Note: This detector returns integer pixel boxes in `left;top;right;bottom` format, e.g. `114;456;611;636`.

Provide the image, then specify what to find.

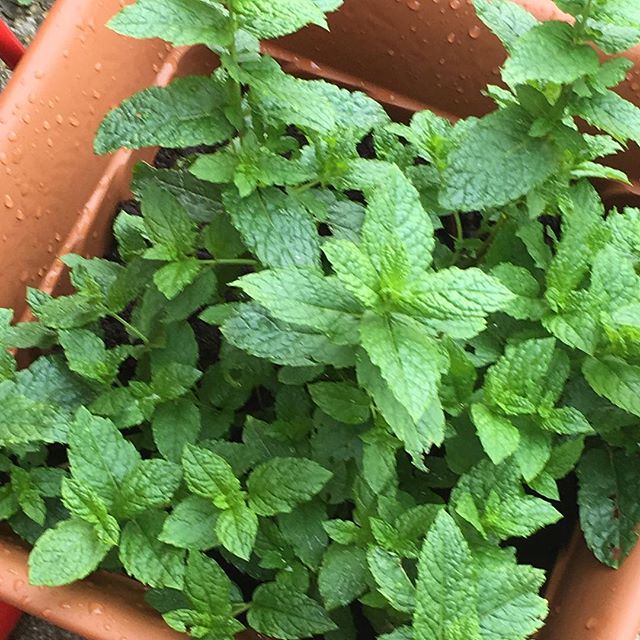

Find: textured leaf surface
441;107;561;210
224;189;320;270
109;0;231;46
361;313;444;422
318;544;369;610
503;22;599;86
583;356;640;417
95;77;233;154
120;512;185;588
249;582;336;639
367;546;416;613
578;447;640;567
29;519;111;586
248;457;332;516
308;382;370;424
414;511;480;640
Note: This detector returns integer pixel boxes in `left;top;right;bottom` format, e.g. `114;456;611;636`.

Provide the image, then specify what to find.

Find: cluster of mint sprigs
2;0;640;638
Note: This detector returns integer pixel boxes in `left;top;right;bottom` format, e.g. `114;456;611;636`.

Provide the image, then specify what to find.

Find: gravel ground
0;0;54;89
9;617;82;640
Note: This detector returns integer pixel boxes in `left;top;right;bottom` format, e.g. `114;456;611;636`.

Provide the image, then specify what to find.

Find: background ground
0;0;54;88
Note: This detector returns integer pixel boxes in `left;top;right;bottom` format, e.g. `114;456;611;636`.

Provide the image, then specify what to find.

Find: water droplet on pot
469;25;481;38
387;48;395;56
8;131;17;142
407;0;421;9
95;62;103;72
447;32;456;43
4;195;14;209
41;608;52;619
89;602;105;615
16;210;25;221
35;69;44;79
450;0;461;8
14;579;25;590
585;617;597;630
68;115;80;127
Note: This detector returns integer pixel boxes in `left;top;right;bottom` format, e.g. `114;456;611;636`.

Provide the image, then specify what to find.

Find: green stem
232;603;251;617
111;313;149;345
573;0;594;42
451;210;464;265
200;258;259;267
289;180;322;195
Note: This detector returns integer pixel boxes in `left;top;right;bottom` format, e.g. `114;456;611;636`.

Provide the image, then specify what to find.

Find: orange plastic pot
2;1;640;639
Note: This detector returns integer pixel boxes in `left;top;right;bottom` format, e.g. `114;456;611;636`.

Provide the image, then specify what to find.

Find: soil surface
0;0;54;89
10;616;83;640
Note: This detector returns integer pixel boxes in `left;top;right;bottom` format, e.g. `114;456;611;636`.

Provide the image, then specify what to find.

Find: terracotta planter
2;0;640;639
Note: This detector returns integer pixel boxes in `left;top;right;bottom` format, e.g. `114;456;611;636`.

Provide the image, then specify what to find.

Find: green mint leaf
308;382;370;425
141;184;198;259
545;181;607;307
224;188;320;269
484;338;569;416
95;76;233;154
441;107;561;210
61;478;120;546
356;351;445;465
414;511;480;640
322;240;381;308
114;459;182;520
451;461;561;540
184;551;234;615
215;502;258;560
154;259;203;299
108;0;232;47
323;520;360;546
361;425;400;493
29;519;111;586
583;356;640;417
231;0;328;38
538;406;593;435
248;582;337;640
471;403;520;465
318;544;369;610
182;444;243;509
367;546;416;613
578;447;640;568
574;90;640;146
152;399;202;463
120;511;186;589
68;409;139;505
474;0;538;50
503;22;599;86
59;330;132;385
233;269;363;345
476;547;547;639
399;267;514;339
361;167;434;278
160;496;219;550
361;313;445;423
248;457;332;516
222;304;329;367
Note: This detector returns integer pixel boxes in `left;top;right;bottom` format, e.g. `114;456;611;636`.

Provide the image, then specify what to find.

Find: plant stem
200;258;259;267
289;179;322;195
232;603;251;617
451;210;464;265
111;313;149;345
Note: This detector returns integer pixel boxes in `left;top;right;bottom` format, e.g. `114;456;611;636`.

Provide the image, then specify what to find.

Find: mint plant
2;0;640;638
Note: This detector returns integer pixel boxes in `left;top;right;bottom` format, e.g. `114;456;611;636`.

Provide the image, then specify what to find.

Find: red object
0;601;22;640
0;20;25;70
